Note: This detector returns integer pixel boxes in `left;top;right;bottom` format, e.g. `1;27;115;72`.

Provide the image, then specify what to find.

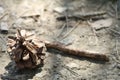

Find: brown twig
57;11;106;21
45;41;109;62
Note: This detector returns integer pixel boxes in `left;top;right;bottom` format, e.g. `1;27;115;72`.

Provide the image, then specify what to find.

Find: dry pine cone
7;29;46;69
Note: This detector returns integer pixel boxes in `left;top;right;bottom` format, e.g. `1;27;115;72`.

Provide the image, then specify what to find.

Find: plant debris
7;29;46;69
21;14;40;22
57;11;107;21
7;29;109;69
45;41;109;62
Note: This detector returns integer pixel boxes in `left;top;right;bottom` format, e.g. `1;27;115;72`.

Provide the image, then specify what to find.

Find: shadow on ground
1;61;43;80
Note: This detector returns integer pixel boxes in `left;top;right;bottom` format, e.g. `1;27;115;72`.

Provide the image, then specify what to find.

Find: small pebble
0;22;9;34
0;7;4;14
117;63;120;69
53;7;67;13
66;62;79;69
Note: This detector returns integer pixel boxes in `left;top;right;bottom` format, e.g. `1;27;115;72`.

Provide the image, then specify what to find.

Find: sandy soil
0;0;120;80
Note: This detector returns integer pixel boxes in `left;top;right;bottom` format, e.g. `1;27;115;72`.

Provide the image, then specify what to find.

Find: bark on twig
45;41;109;62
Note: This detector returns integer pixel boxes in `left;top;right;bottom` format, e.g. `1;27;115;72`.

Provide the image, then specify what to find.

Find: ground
0;0;120;80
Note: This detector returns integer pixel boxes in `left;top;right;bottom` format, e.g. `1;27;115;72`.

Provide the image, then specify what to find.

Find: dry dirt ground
0;0;120;80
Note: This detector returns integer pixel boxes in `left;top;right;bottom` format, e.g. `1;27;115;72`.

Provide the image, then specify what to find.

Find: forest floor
0;0;120;80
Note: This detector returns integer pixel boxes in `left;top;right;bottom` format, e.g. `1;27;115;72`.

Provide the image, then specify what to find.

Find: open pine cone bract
7;29;46;69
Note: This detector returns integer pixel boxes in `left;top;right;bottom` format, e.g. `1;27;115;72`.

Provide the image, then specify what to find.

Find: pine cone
7;29;46;69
